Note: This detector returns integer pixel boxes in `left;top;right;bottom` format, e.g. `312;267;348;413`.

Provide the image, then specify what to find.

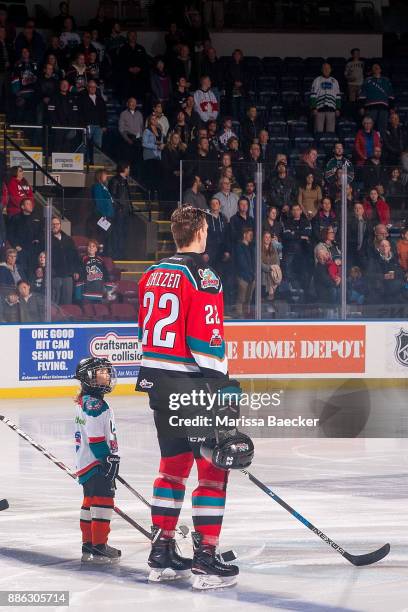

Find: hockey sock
80;496;92;543
151;452;194;538
192;458;228;547
90;496;114;545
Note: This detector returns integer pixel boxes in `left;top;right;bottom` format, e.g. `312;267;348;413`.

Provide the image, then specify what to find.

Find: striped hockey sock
80;496;92;543
192;458;228;546
90;496;114;545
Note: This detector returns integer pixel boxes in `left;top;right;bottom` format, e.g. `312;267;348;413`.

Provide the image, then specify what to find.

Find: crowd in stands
0;3;408;318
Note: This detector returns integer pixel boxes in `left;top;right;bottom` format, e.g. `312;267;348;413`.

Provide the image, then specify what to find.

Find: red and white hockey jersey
136;252;228;390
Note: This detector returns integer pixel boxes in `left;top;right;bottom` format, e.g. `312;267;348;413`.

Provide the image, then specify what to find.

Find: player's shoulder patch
197;267;220;291
82;395;108;417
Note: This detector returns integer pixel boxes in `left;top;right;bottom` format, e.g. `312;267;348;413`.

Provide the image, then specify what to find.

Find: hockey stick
0;415;155;541
241;469;390;567
117;475;190;538
0;499;9;511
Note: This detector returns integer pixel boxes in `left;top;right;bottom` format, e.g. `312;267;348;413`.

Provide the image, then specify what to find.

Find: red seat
81;303;95;319
72;235;89;255
109;303;136;321
102;256;122;282
59;304;84;320
93;303;111;320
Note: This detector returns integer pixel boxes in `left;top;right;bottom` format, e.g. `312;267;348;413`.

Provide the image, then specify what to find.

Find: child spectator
347;266;367;305
219;117;237;150
75;239;115;303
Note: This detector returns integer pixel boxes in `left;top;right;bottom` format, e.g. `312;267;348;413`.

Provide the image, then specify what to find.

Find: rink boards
0;320;407;398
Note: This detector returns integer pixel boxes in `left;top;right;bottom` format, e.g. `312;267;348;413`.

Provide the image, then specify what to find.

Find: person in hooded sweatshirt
193;75;218;124
204;197;230;268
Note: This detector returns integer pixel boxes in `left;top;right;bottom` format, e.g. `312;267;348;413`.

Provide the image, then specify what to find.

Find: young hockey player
74;357;121;563
136;206;253;589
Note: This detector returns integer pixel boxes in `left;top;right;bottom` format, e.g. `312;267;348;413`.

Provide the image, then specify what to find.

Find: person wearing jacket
80;80;108;165
0;248;25;289
383;111;407;165
51;216;80;305
235;226;255;318
9;197;44;274
261;230;282;307
363;188;391;226
353;116;382;167
367;239;404;304
91;169;115;255
359;63;394;136
47;79;81;152
161;131;185;199
108;163;131;259
17;279;45;322
229;197;255;252
270;162;297;211
347;202;372;270
11;47;38;122
142;114;164;191
182;175;207;209
282;203;312;293
314;247;339;304
6;166;33;221
150;57;172;106
193;75;219;124
312;197;338;243
204;197;230;268
362;145;388;191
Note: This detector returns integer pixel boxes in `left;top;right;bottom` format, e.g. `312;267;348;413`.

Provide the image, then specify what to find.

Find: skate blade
81;553;94;563
192;574;237;590
148;568;191;582
87;555;120;565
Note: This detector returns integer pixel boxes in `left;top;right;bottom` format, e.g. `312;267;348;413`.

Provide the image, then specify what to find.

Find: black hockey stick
0;499;9;511
241;469;390;567
0;415;156;541
117;475;190;538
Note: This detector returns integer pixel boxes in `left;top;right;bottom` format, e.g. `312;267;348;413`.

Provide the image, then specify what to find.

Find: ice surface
0;396;407;612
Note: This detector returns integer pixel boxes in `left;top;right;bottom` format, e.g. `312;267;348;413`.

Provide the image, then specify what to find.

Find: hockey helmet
200;432;254;470
75;357;116;395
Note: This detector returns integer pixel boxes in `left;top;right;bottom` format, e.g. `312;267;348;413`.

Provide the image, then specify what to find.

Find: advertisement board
10;150;43;169
51;153;84;171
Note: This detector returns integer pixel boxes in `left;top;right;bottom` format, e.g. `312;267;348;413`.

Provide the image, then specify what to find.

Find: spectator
185;12;210;80
75;239;115;303
312;197;338;242
207;119;220;154
214;176;239;221
241;106;261;153
353;116;382;167
51;216;80;305
170;75;190;117
7;166;33;221
0;25;10;106
227;135;244;163
258;129;274;164
11;47;38;122
1;291;19;322
164;23;185;61
326;167;345;203
88;6;113;41
344;47;364;102
243;180;267;219
80;80;108;164
263;205;283;243
108;162;131;259
324;142;354;184
261;230;282;307
17;279;44;322
367;239;404;304
363;187;391;226
202;0;225;29
296;147;323;186
47;79;80;152
362;145;388;191
77;31;97;64
386;167;406;211
172;44;193;87
183;175;207;209
14;19;46;64
91;168;115;255
36;62;59;125
151;101;170;138
383;112;407;165
10;197;44;271
348;201;372;269
298;172;322;220
162;131;185;199
281;203;312;294
30;251;46;294
241;142;263;186
150;56;173;107
314;226;341;262
314;247;339;304
142;114;165;190
219;117;237;151
201;47;224;101
118;97;143;175
368;223;390;257
270;161;297;211
235;227;255;317
194;75;219;124
204;196;230;268
173;110;191;146
90;29;105;63
59;16;81;58
396;227;408;272
118;31;149;103
359;63;394;136
347;266;367;305
66;52;88;93
189;136;217;191
44;52;64;80
86;50;102;86
310;62;341;134
226;49;247;120
183;93;201;133
229;197;255;247
0;248;25;288
0;5;15;45
45;38;65;71
52;2;76;35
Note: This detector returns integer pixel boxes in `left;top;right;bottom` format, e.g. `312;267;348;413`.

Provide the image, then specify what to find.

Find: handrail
3;126;66;218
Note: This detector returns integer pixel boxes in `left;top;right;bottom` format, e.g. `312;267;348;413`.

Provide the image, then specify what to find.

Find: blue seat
293;136;314;150
270;136;290;155
262;57;283;76
281;76;301;91
256;76;278;91
269;105;285;121
337;120;357;138
257;91;280;106
243;57;262;77
303;57;325;76
268;121;288;137
283;57;304;76
288;120;309;138
281;91;302;112
303;76;314;92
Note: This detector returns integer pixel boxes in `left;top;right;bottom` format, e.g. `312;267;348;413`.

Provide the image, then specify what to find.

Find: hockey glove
103;454;120;481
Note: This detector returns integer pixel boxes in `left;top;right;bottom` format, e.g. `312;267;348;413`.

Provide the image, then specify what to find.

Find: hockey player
136;206;253;589
74;357;121;563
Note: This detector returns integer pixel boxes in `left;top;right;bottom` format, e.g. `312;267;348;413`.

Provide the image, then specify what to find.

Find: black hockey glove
103;454;120;481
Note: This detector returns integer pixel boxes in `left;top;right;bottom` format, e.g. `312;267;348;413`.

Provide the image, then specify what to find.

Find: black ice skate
148;526;192;582
81;542;94;563
191;531;239;590
90;543;121;564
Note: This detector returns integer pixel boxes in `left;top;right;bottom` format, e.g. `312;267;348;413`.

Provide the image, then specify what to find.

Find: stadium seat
288;120;309;138
281;91;302;116
256;76;278;91
293;136;314;150
102;257;122;282
267;121;288;137
261;57;283;76
72;235;89;255
117;280;138;302
59;305;84;321
257;91;280;107
82;303;95;319
281;76;301;91
93;303;111;320
270;136;290;154
110;303;137;321
337;119;357;138
303;76;314;92
283;57;304;76
269;105;285;121
303;57;325;76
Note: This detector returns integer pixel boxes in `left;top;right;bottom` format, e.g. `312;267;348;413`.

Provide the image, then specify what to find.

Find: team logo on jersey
198;268;219;290
395;329;408;366
139;378;154;389
210;329;223;347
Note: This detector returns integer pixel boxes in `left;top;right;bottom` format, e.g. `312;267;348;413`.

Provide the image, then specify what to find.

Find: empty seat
59;304;84;321
269;105;285;121
283;57;304;76
281;76;301;91
262;57;283;76
256;76;278;91
93;303;111;320
288;120;309;138
82;303;95;319
257;91;280;106
270;136;290;154
110;303;136;321
268;121;288;137
72;235;89;255
293;136;314;150
102;257;122;281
